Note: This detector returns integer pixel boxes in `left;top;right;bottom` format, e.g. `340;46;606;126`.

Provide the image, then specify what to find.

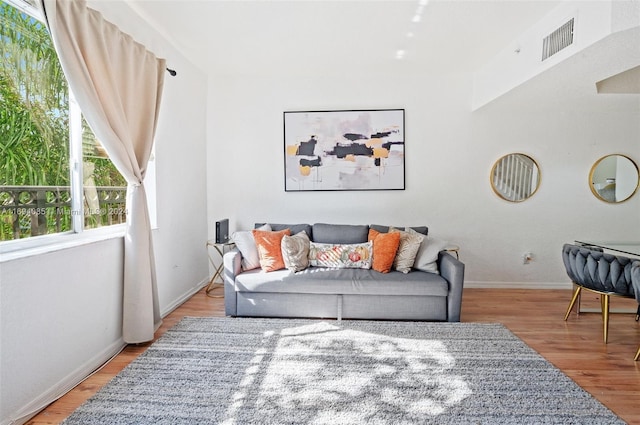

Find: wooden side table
206;241;235;297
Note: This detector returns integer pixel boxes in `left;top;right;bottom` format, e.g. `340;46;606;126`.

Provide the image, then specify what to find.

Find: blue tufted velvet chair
631;261;640;361
562;244;638;344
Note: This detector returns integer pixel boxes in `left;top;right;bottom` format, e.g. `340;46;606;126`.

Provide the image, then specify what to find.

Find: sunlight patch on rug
231;321;470;421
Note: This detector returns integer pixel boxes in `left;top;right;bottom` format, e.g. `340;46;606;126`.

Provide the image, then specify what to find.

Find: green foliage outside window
0;2;126;240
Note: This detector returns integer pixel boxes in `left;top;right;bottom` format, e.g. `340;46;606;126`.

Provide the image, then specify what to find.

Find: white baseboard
161;276;209;318
464;281;573;290
5;339;126;425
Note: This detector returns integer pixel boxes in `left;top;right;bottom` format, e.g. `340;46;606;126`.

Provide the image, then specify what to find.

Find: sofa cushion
255;223;313;239
312;223;369;244
281;231;310;272
370;224;428;236
308;241;372;269
234;266;449;297
252;228;291;272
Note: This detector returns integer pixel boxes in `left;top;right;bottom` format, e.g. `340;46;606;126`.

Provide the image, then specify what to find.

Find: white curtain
39;0;165;343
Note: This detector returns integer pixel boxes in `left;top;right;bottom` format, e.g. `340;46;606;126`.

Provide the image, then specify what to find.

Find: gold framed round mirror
490;153;540;202
589;154;639;203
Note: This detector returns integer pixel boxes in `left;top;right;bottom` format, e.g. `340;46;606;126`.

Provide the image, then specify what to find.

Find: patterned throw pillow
281;231;310;272
390;227;424;273
308;242;372;269
368;229;401;273
252;228;291;272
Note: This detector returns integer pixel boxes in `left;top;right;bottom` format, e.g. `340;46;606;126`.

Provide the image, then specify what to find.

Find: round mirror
589;154;639;203
490;153;540;202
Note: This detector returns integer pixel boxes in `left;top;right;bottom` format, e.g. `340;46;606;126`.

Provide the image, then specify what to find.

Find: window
0;0;127;244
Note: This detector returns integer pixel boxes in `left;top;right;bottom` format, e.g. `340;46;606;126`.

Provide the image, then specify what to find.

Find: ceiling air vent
541;18;574;61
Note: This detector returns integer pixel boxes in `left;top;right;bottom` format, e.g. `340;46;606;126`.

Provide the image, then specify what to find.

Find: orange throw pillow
368;229;401;273
252;228;291;272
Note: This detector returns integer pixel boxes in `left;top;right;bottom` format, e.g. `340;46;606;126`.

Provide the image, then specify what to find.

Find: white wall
152;60;209;315
0;3;209;424
1;238;125;423
207;72;640;288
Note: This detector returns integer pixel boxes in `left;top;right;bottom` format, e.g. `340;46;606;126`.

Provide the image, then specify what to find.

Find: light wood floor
27;287;640;424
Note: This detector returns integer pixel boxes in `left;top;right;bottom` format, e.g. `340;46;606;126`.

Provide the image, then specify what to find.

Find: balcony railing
0;185;127;240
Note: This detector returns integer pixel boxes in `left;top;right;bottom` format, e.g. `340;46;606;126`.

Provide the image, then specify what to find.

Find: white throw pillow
407;227;449;274
232;224;272;271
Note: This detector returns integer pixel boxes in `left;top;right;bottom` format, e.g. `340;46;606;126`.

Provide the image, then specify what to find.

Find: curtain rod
166;67;177;76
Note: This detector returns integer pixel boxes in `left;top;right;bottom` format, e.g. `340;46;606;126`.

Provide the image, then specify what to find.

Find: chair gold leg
564;286;582;320
635;346;640;361
601;294;610;344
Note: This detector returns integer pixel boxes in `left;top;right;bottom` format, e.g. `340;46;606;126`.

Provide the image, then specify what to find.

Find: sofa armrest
438;251;465;322
223;248;242;316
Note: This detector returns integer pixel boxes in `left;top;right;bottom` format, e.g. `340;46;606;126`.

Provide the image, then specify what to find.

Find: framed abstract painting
284;109;405;191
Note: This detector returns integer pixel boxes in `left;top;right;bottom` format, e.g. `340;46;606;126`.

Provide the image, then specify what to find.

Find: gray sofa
223;223;465;322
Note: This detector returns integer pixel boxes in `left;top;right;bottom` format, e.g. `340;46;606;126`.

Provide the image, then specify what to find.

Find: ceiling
127;0;563;78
